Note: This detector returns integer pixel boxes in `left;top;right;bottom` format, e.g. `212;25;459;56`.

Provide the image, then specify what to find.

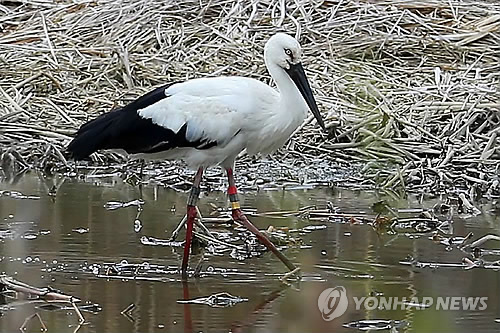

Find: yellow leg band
231;202;240;210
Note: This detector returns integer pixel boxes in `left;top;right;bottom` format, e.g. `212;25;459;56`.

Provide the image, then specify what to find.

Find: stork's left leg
181;167;203;279
225;168;296;271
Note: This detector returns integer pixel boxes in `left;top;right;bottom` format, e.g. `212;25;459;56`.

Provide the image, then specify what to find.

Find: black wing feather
67;83;216;160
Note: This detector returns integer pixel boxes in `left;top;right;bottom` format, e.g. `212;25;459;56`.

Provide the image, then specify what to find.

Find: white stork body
68;33;325;170
135;75;307;168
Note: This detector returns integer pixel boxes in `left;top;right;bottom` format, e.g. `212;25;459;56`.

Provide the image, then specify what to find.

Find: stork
67;33;325;278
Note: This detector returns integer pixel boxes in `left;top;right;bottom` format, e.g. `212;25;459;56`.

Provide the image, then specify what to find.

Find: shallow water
0;172;499;333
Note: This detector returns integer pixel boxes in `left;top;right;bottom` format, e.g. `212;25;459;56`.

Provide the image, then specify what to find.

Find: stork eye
284;48;292;57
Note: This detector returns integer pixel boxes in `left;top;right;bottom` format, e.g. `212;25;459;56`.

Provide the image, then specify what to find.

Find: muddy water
0;172;499;333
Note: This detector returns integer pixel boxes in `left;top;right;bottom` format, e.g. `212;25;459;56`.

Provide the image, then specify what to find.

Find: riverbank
1;0;499;198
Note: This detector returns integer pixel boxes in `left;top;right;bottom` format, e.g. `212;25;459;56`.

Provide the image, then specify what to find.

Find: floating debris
400;255;500;270
140;236;183;247
300;225;328;232
84;259;178;279
0;190;40;200
134;220;142;233
23;256;33;264
72;228;89;234
400;256;465;269
431;232;474;248
0;229;15;239
104;199;144;210
261;226;301;246
343;319;407;331
177;292;248;308
461;234;500;251
391;218;441;233
1;225;51;241
21;233;38;240
370;290;384;297
0;275;94;329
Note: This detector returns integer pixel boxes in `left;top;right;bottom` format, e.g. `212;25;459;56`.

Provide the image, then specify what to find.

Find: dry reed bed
0;0;499;198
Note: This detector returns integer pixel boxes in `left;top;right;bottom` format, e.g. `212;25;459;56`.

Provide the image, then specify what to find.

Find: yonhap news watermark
351;295;488;311
318;286;488;321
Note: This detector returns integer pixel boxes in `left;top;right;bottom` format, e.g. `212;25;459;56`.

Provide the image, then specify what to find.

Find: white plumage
136;33;322;169
68;33;325;169
136;76;298;167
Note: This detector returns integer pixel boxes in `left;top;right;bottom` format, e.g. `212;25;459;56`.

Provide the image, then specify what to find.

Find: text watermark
318;286;488;321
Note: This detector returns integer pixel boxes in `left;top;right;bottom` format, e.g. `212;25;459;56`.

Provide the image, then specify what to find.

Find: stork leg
226;168;296;271
181;167;203;279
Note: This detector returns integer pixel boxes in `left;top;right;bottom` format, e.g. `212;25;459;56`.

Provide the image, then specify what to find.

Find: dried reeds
0;0;498;196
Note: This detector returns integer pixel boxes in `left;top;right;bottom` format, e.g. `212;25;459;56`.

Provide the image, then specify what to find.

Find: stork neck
267;62;305;113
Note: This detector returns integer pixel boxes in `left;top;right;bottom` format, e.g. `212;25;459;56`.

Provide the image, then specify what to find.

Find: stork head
264;33;302;69
264;33;325;131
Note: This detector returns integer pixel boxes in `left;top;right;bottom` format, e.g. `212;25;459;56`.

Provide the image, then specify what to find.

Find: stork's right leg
225;168;296;271
181;167;203;279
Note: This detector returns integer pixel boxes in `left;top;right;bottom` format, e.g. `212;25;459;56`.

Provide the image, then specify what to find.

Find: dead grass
0;0;499;198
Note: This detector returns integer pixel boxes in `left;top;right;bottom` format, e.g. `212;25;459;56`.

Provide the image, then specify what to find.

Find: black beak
285;62;325;131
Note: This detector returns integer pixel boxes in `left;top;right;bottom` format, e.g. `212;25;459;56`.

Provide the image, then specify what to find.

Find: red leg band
228;185;237;195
